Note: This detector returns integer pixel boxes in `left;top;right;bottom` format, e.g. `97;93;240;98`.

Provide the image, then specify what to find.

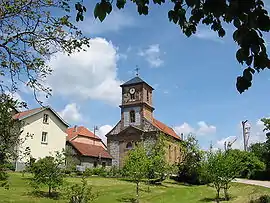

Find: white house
12;106;69;171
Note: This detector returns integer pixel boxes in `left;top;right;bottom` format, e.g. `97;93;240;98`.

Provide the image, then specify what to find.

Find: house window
94;161;97;168
130;110;135;123
126;142;133;149
147;91;149;102
41;132;48;144
102;162;106;168
43;114;49;124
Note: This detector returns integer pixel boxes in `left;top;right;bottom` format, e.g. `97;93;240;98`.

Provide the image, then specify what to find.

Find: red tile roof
12;107;43;120
69;141;112;159
66;126;101;141
153;118;181;140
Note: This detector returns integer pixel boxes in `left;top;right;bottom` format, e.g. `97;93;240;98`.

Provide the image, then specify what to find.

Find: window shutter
124;112;129;127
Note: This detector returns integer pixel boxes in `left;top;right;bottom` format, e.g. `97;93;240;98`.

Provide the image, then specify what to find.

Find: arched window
146;91;149;102
174;146;177;162
130;110;135;123
126;142;133;149
168;145;171;161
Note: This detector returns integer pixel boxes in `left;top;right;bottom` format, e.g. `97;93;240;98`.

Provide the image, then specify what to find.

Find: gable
13;106;69;127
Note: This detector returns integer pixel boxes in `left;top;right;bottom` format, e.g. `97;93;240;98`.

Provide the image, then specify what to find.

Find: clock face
129;88;135;94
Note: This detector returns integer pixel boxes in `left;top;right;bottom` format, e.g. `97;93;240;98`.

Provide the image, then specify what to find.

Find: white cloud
194;28;223;43
138;44;164;67
96;125;113;145
47;38;123;106
79;11;135;35
197;121;217;135
59;103;82;123
174;121;216;137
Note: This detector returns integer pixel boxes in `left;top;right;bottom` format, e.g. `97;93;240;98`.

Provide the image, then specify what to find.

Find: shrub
63;175;98;203
83;168;93;177
4;162;15;171
107;166;122;178
250;195;270;203
250;170;270;181
92;167;107;177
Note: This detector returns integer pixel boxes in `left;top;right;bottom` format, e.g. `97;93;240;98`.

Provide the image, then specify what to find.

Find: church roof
120;76;154;89
152;118;181;140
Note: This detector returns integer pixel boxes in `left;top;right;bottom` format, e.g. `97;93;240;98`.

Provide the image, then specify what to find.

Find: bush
92;167;107;177
107;166;122;178
4;162;15;171
83;168;93;177
250;195;270;203
250;170;270;181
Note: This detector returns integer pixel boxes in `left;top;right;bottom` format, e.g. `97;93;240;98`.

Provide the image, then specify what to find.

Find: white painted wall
18;109;67;163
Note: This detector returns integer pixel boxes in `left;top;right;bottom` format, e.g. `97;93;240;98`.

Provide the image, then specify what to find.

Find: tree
176;134;205;184
122;142;148;203
0;0;89;102
205;150;241;202
63;175;98;203
75;0;270;94
0;94;26;187
31;154;64;196
249;143;268;164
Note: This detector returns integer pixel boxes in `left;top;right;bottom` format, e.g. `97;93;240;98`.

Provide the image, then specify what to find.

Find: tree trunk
49;185;51;196
216;188;220;203
224;184;229;201
136;182;139;203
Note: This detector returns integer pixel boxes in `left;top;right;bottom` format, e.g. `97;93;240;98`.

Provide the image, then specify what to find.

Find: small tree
205;150;241;202
31;153;64;196
63;175;98;203
122;142;148;203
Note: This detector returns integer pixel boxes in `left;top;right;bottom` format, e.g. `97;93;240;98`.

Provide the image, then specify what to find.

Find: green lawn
0;173;269;203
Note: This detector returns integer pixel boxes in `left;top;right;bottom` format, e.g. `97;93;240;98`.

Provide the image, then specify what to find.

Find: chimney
181;133;184;140
73;125;78;132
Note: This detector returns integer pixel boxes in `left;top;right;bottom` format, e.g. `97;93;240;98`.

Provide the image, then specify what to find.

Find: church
106;75;183;168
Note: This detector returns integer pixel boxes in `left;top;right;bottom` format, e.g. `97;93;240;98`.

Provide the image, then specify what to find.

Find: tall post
242;120;248;151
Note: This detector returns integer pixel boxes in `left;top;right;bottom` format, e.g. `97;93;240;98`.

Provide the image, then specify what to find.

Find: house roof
66;126;101;141
152;118;181;140
120;76;154;89
12;106;69;126
69;141;112;159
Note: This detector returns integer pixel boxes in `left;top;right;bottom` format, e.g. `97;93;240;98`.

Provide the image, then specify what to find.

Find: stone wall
107;140;120;167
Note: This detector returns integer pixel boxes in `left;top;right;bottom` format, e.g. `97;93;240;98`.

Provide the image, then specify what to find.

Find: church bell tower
119;76;155;129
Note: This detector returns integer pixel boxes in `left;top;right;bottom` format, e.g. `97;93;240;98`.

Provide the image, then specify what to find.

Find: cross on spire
135;66;140;77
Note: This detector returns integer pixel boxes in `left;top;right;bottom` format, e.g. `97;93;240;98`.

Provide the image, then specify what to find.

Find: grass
0;173;269;203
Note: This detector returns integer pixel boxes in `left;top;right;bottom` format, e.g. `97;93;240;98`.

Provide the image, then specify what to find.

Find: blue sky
13;1;270;149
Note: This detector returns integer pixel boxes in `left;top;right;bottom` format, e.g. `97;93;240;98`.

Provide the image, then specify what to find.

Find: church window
130;93;135;100
126;142;133;149
147;91;149;102
130;110;135;123
168;145;171;161
174;147;177;162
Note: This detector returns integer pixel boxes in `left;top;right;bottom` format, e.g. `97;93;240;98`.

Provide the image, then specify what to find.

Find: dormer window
130;110;135;123
130;93;135;100
43;114;49;124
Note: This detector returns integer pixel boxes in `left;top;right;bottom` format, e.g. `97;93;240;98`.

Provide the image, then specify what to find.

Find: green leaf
243;68;253;82
218;28;225;37
116;0;126;9
94;3;100;19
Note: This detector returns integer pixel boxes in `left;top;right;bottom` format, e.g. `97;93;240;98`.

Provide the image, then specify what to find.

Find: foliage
63;175;98;203
145;134;168;182
83;167;107;177
74;0;270;93
176;134;206;185
250;170;270;181
63;147;77;172
0;94;28;188
205;149;242;202
0;0;89;101
250;195;270;203
122;142;149;202
107;166;123;178
31;153;64;196
227;149;265;179
250;142;268;164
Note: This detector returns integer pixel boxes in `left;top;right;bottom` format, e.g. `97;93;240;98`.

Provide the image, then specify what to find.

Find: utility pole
242;120;251;151
93;125;98;145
